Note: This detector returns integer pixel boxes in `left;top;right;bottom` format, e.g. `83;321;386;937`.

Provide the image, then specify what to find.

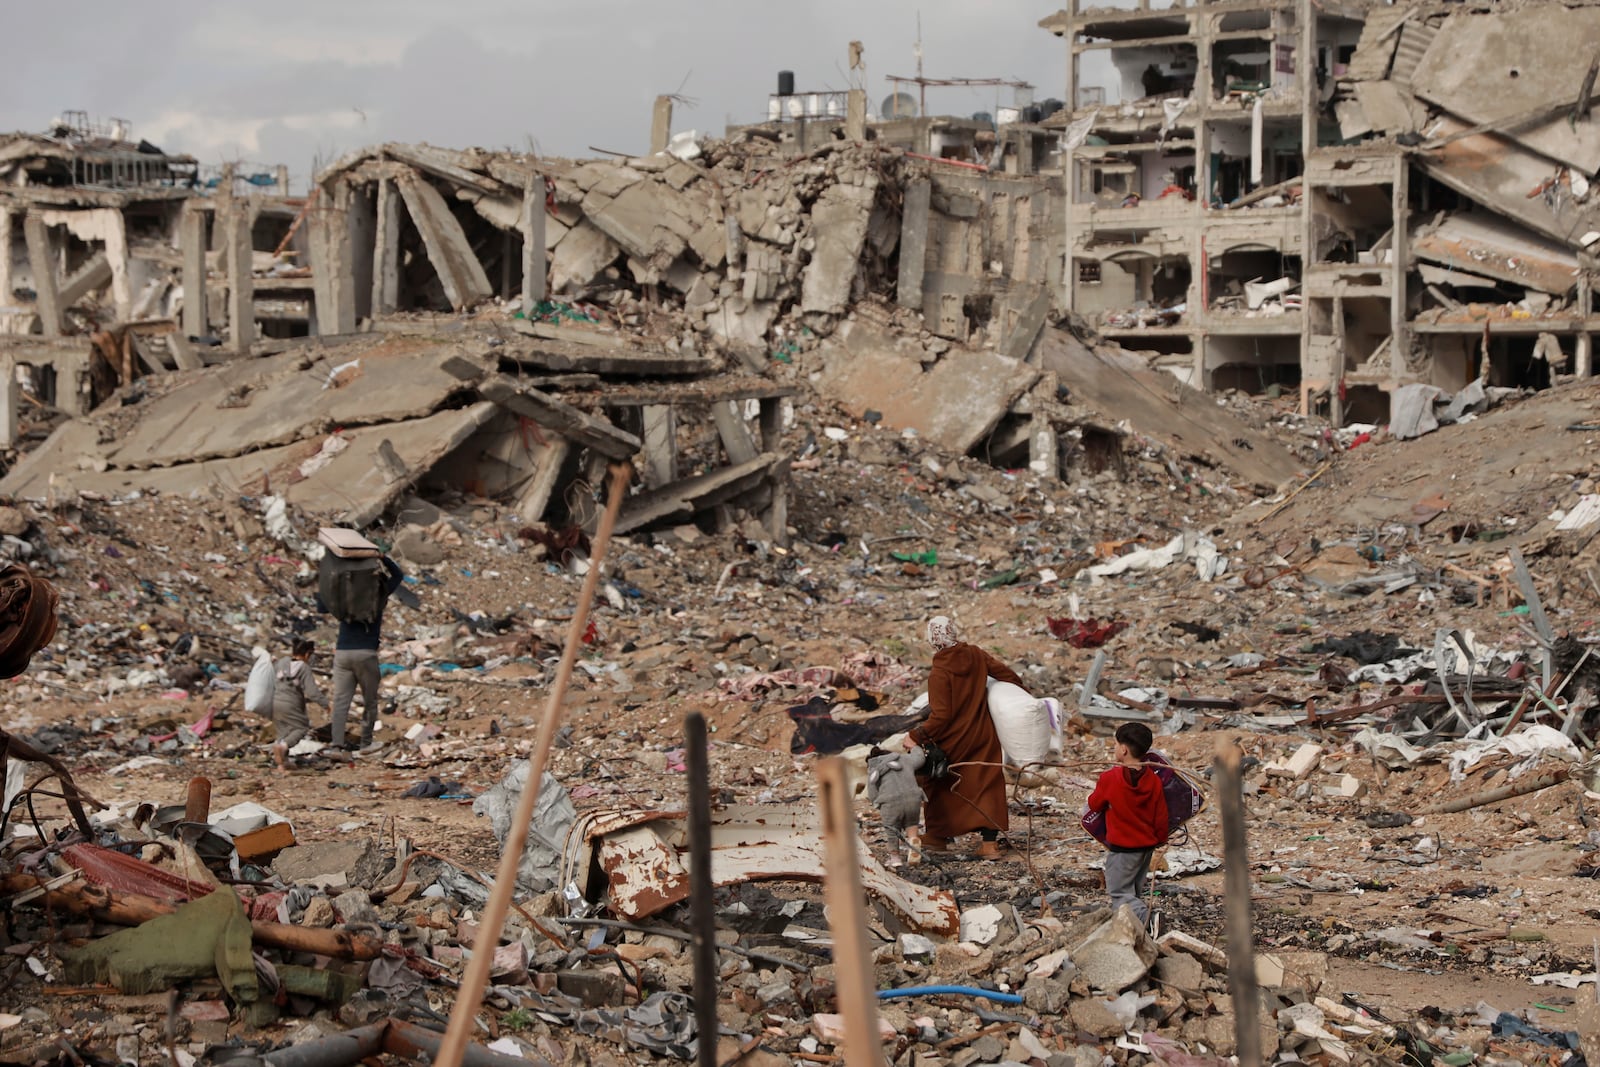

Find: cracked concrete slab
817;318;1038;455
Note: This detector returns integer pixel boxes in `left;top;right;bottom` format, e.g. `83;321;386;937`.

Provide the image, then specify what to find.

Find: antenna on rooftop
914;12;924;83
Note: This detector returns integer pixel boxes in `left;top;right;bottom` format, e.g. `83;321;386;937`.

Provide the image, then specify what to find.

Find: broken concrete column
0;355;16;450
1030;420;1059;481
520;174;547;314
180;204;208;338
372;178;400;316
23;214;60;337
311;180;357;336
712;401;758;465
515;437;571;525
641;405;676;489
650;96;674;155
896;179;931;311
1579;276;1594;379
846;90;867;141
0;210;12;308
223;196;256;353
99;208;133;324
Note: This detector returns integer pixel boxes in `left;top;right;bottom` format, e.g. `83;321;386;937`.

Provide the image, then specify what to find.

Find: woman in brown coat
905;616;1022;860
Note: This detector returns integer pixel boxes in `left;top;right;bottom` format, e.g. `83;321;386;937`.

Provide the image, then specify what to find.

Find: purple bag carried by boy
1080;751;1204;845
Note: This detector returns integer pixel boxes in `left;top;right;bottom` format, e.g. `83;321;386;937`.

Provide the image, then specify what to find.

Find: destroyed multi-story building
0;114;308;434
1041;0;1600;423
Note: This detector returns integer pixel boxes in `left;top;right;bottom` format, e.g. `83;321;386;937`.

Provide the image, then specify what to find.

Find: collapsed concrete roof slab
103;338;479;470
441;357;642;460
1409;7;1600;176
3;403;498;526
1036;329;1302;491
1411;214;1580;295
1419;116;1600;248
563;376;796;410
506;321;711;376
614;453;782;535
817;319;1039;455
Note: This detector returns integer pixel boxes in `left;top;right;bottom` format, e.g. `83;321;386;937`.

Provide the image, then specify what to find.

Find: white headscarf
927;616;961;651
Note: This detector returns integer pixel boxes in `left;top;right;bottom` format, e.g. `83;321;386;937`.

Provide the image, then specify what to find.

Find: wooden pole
1252;459;1332;525
1215;738;1263;1067
1417;766;1570;814
686;712;719;1067
816;757;887;1067
434;463;633;1067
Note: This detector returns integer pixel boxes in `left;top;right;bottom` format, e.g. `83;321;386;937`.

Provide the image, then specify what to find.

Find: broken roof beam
56;250;112;309
614;453;782;535
396;173;494;311
383;144;503;195
443;356;641;460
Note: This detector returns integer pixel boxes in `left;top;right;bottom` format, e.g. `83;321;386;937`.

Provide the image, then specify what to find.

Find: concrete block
1269;743;1323;779
1072;904;1157;993
550;220;621;294
958;902;1017;946
801;180;877;315
274;837;385;890
1156;950;1204;994
1068;996;1126;1038
332;889;379;926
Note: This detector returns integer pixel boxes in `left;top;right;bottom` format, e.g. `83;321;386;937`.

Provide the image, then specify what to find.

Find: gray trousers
331;649;381;747
1104;848;1154;923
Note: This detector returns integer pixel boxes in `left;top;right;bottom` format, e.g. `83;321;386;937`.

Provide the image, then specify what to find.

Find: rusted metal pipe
185;777;212;824
0;873;384;960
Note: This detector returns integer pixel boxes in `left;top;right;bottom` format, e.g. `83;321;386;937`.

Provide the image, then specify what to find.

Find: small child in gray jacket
271;638;325;770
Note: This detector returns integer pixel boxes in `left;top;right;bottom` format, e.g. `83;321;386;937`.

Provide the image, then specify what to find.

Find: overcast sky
0;1;1098;190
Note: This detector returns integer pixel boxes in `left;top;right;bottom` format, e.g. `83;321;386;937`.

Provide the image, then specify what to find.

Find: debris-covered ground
3;356;1600;1066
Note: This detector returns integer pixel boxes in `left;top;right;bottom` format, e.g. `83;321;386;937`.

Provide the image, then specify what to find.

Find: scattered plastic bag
471;762;575;892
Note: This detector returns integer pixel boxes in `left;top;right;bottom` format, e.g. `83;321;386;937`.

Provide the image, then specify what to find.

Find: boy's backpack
244;648;276;715
1080;751;1206;846
316;527;386;624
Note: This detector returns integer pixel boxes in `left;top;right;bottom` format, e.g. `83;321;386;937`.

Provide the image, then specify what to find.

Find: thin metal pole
1215;737;1262;1067
433;463;633;1067
817;757;887;1067
686;712;718;1067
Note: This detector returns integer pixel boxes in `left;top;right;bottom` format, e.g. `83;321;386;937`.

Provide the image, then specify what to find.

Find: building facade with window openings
1040;0;1600;426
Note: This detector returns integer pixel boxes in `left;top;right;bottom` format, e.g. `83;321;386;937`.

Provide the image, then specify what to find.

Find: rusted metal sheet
576;803;960;937
61;843;214;906
597;826;691;918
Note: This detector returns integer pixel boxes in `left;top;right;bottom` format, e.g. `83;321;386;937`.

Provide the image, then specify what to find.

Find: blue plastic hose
875;984;1024;1005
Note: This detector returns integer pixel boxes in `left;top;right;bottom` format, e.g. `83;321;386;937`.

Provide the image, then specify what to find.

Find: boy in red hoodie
1087;722;1169;924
